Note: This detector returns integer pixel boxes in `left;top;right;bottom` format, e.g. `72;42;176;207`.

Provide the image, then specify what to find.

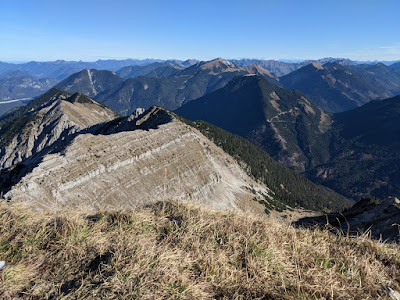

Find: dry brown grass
0;200;399;299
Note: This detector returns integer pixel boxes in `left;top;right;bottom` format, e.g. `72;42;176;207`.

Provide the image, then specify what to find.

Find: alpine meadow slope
0;200;398;299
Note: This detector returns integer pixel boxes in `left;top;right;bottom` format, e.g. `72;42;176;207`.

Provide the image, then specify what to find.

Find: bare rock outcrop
3;106;270;213
0;90;119;170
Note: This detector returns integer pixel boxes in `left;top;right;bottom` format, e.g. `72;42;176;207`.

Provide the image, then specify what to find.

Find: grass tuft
0;200;399;299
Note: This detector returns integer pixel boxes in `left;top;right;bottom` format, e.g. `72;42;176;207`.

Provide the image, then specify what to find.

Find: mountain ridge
0;105;271;213
0;88;119;170
0;96;351;213
58;59;280;115
176;75;331;172
55;69;124;98
281;62;396;113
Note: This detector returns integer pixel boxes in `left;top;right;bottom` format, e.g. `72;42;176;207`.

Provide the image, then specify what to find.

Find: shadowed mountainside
306;95;400;199
55;69;124;98
177;75;400;200
56;58;280;115
176;75;331;173
281;62;396;113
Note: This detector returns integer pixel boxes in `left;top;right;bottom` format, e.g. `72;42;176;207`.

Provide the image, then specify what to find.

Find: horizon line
2;56;400;64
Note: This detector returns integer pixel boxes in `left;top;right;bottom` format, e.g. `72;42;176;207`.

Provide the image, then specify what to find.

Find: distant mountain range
1;57;398;80
56;58;280;115
176;74;400;200
280;62;400;112
231;57;398;76
347;63;400;95
0;59;165;80
116;60;193;79
53;58;400;116
231;59;303;76
0;72;59;115
0;71;59;100
2;57;399;118
391;61;400;70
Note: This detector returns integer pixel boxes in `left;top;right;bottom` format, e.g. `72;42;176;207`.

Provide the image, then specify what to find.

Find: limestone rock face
0;91;118;170
3;106;269;213
128;107;145;121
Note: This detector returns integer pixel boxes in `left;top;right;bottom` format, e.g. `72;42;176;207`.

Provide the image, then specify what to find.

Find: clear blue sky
1;0;399;62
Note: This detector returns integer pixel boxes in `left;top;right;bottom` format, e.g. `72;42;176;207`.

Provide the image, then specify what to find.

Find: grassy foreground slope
1;201;399;299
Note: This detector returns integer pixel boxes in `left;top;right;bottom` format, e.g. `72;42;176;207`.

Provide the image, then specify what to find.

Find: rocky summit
0;88;118;171
1;105;270;213
0;87;351;215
